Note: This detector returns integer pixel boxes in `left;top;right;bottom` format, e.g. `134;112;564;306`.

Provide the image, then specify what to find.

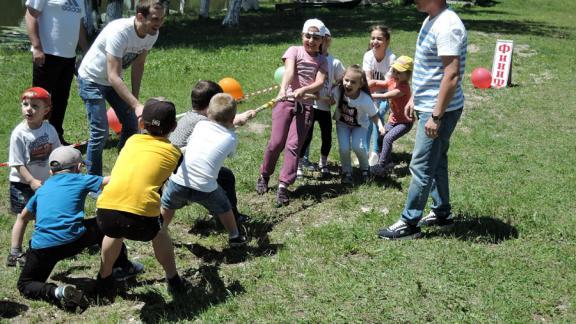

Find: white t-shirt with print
170;121;237;193
25;0;86;58
362;48;396;84
332;88;378;129
316;54;345;112
9;121;61;183
78;17;158;86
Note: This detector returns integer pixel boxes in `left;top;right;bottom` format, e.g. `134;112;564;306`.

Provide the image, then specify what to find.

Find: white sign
491;40;514;88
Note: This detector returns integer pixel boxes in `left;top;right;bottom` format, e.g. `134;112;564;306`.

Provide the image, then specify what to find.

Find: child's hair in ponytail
337;64;372;114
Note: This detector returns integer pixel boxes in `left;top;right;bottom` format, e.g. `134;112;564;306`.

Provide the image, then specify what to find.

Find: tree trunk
242;0;259;11
199;0;210;17
222;0;243;27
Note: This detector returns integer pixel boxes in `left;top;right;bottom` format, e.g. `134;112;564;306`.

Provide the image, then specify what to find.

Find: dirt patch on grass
468;44;481;53
515;44;538;57
244;122;268;134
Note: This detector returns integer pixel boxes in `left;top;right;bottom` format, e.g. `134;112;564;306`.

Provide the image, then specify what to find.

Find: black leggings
300;109;333;158
17;218;129;304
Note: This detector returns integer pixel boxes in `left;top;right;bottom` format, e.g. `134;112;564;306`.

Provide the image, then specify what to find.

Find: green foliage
0;0;575;321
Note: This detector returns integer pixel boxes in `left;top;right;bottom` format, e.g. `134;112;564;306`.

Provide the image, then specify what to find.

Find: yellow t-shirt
97;134;181;217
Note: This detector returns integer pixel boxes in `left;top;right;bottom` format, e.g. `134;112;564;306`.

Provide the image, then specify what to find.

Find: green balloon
274;66;285;85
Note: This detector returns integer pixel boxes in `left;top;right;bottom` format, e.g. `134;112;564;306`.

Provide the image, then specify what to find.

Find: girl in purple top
256;18;328;207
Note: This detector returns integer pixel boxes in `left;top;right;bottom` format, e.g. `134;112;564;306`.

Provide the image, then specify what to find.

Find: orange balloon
218;77;244;100
107;108;122;134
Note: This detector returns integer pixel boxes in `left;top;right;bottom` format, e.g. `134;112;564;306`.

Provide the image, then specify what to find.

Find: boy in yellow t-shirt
95;98;188;298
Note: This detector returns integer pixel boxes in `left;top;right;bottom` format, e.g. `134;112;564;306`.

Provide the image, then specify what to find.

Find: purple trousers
260;100;314;186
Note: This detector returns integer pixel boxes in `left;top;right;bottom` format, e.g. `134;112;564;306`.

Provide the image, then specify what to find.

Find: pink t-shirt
282;46;328;105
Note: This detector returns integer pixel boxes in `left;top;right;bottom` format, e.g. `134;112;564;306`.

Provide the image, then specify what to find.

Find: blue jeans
78;77;138;175
336;122;369;174
366;100;389;154
401;109;463;224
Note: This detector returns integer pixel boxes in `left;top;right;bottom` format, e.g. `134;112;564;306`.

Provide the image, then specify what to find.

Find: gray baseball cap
49;146;83;171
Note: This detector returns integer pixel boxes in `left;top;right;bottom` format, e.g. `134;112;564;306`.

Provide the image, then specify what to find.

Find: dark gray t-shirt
169;110;208;148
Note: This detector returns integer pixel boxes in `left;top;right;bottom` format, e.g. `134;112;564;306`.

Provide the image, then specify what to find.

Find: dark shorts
10;182;35;214
161;179;231;216
96;209;161;242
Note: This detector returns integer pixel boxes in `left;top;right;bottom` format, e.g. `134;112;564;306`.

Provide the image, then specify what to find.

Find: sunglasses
303;33;323;41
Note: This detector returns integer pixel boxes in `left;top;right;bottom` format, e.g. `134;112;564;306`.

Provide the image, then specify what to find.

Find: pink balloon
107;108;122;134
471;67;492;89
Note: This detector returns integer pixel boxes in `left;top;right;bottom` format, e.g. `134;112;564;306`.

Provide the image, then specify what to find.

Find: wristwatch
431;113;443;122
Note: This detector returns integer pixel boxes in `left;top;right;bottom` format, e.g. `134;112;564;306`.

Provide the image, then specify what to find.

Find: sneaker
255;175;269;195
301;158;317;171
377;219;422;240
112;260;144;281
297;163;304;178
320;165;330;177
167;274;193;297
368;152;379;167
275;186;290;207
94;274;116;303
6;252;26;267
341;173;353;185
361;170;371;183
371;162;395;178
229;234;248;247
57;285;89;311
418;211;455;228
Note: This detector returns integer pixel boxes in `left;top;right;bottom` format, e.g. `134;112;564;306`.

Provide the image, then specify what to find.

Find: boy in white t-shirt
7;87;61;267
161;94;247;247
77;0;166;176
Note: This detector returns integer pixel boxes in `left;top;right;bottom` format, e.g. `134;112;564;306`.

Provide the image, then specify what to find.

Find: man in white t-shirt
77;0;166;176
25;0;89;145
378;0;467;240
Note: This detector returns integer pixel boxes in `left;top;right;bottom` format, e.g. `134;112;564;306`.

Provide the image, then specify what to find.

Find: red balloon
107;108;122;134
471;67;492;89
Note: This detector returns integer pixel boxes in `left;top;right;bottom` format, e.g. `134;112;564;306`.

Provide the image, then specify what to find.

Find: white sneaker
368;152;379;166
352;154;360;167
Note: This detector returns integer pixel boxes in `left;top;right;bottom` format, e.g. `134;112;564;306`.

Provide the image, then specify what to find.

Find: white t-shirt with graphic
78;17;158;86
333;88;378;129
25;0;86;58
362;48;396;84
170;121;237;193
9;121;61;183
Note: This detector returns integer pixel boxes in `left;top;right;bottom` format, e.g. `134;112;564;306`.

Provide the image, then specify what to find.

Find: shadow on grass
424;215;518;244
132;264;245;323
155;5;571;50
0;300;28;318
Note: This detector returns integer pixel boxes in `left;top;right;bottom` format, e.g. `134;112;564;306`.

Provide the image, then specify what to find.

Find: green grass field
1;0;575;321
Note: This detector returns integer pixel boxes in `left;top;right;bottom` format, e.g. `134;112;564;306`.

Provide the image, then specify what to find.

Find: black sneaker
301;158;317;171
341;173;353;185
256;175;269;195
275;186;290;207
6;252;26;267
361;170;371;183
378;220;422;240
112;260;144;282
320;165;330;177
58;285;89;312
418;211;455;228
167;274;193;297
229;223;248;247
94;274;116;304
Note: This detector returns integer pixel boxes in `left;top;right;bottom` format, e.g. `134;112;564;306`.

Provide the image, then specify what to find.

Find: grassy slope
0;0;575;321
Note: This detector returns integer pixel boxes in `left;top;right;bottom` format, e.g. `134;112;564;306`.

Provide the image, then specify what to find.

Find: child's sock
228;228;240;239
54;286;65;299
10;247;22;255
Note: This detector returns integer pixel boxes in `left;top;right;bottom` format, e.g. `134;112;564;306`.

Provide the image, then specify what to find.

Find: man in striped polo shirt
378;0;467;240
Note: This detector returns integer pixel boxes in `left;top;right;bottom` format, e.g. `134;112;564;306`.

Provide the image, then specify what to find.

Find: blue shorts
10;182;35;214
161;179;231;216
